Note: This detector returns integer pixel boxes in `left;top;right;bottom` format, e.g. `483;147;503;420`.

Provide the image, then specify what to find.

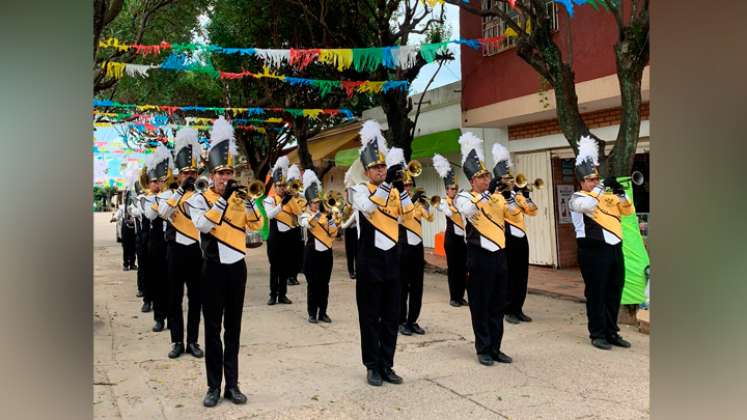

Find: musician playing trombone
298;170;339;324
186;117;264;407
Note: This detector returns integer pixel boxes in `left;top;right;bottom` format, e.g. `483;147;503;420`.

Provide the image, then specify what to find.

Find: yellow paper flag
358;81;384;94
319;49;353;71
103;62;126;79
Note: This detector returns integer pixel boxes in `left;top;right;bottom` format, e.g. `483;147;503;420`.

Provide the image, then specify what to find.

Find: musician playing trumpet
298;170;339;324
397;157;433;336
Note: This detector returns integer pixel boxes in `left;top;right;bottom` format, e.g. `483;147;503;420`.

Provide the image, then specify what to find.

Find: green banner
618;176;649;305
334;128;462;167
254;194;270;241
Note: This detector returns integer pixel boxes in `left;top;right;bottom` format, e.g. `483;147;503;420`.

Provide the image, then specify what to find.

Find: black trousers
167;241;202;345
201;259;247;391
577;239;625;340
136;232;148;300
266;230;291;299
344;226;357;276
444;230;466;301
399;242;425;325
356;248;401;370
465;245;508;355
121;224;137;267
293;232;304;278
304;247;333;317
505;234;530;315
147;236;168;322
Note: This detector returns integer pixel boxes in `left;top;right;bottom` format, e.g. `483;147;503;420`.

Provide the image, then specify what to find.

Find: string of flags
97;36;508;72
92;100;355;120
423;0;608;18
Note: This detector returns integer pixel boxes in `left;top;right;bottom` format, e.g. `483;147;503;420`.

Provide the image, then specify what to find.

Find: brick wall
551;157;579;268
509;103;650;140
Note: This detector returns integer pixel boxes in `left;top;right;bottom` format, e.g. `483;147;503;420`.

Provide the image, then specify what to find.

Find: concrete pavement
93;213;649;419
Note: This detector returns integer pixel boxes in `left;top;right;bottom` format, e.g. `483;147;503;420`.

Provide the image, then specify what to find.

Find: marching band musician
398;168;433;336
113;190;137;271
157;126;204;359
287;164;305;287
133;176;151;310
298;170;338;324
453;133;520;367
341;170;358;280
568;136;634;351
490;143;538;325
350;121;414;387
263;157;304;305
142;143;173;333
432;154;468;308
186;116;264;407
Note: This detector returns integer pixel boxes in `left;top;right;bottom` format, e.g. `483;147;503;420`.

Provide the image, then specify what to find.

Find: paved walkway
423;250;587;303
94;213;649;419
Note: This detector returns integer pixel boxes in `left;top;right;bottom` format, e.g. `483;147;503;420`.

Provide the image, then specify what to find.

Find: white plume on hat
272;155;289;177
432;154;451;179
208;116;237;158
302;169;320;195
385;147;405;168
491;143;512;168
147;142;173;170
458;132;484;164
576;135;599;166
287;163;301;181
344;159;367;187
359;120;388;155
174;126;201;161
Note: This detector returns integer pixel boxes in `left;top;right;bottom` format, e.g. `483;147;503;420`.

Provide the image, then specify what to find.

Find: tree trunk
380;89;414;161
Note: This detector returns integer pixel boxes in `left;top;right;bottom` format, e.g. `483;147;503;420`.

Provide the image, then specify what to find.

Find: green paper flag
352;48;385;72
313;80;340;98
419;42;449;63
618;176;649;305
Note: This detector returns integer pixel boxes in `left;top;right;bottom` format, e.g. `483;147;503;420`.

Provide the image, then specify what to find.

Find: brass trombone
515;173;544;191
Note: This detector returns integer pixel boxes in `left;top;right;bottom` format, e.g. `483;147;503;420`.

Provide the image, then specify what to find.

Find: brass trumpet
631;170;645;186
323;190;344;211
287;178;303;195
240;179;265;199
515;173;544;191
406;160;422;177
194;176;210;192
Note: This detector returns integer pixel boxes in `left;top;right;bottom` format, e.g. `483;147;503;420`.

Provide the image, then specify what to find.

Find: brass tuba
515;173;544;191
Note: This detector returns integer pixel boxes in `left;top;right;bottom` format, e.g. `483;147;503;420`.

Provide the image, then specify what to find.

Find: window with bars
481;0;559;56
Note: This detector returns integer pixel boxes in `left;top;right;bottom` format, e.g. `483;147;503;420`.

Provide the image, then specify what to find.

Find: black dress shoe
267;297;277;305
123;266;130;271
287;277;300;286
459;298;469;306
130;264;138;270
410;323;425;335
224;387;248;404
505;314;521;324
607;334;631;348
516;312;533;322
478;353;494;366
308;315;318;324
318;314;331;323
187;343;204;358
349;272;356;279
278;296;292;304
449;299;461;307
379;367;403;384
168;342;184;359
136;290;144;298
366;369;383;386
203;388;220;407
491;350;513;363
141;302;152;313
591;338;612;350
152;320;165;332
398;324;412;336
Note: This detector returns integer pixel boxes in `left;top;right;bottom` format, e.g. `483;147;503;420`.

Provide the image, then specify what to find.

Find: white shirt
157;189;197;246
187;193;245;264
263;196;292;232
568;184;625;245
299;211;335;251
351;182;413;251
142;193;167;232
454;191;499;252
